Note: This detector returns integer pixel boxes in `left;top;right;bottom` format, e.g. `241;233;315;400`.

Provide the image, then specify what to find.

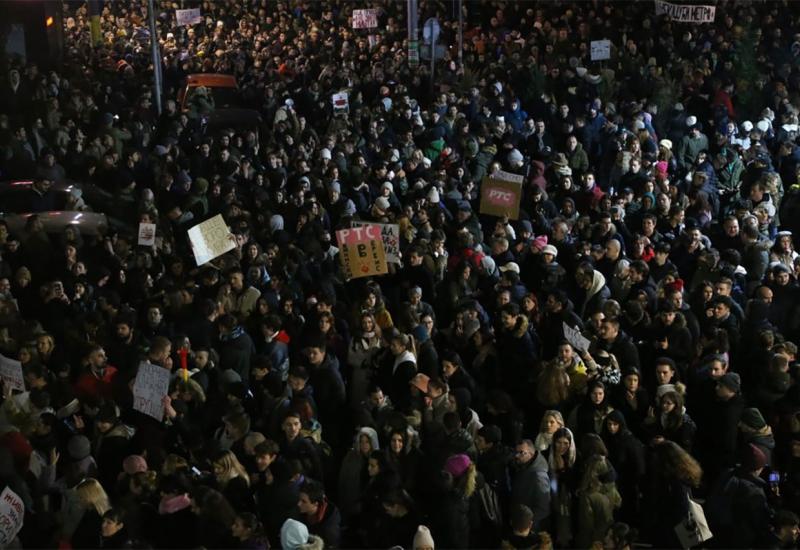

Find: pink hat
532;235;548;250
444;454;472;478
123;454;148;475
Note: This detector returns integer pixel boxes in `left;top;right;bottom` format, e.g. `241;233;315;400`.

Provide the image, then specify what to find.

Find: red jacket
74;366;118;402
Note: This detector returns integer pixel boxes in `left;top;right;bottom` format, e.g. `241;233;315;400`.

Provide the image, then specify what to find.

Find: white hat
413;525;435;550
754;201;776;218
507;149;524;165
320;148;332;160
633;120;645;131
498;262;520;274
375;197;391;210
382;181;394;193
421;157;432;168
427;188;440;203
576;67;588;78
741;120;754;132
757;120;770;133
542;244;558;257
659;139;673;150
686;115;698;127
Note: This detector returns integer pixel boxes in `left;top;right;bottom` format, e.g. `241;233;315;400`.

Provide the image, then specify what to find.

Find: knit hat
328;180;341;193
123;454;148;475
741;443;767;471
280;519;310;550
507;149;524;165
542;244;558;257
413;525;435;550
463;318;481;340
375;197;391;211
67;435;91;461
411;324;429;344
740;408;767;430
427;187;440;203
444;454;472;478
320;148;332;160
718;372;741;394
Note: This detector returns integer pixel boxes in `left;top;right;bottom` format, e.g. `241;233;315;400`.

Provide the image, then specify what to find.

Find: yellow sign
336;226;388;280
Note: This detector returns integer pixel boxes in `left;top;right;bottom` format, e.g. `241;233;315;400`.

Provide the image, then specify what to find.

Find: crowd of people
0;0;799;548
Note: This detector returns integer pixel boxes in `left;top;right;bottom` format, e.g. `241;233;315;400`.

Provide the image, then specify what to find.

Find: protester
0;1;799;548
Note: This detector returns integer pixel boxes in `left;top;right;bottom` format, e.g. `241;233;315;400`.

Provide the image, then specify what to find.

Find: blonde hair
214;450;250;487
77;478;111;516
161;454;189;476
540;410;565;430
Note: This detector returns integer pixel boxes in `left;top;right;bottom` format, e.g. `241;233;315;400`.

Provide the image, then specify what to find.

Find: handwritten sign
352;9;379;29
0;487;24;547
655;1;715;23
0;355;24;393
133;362;171;420
352;222;400;264
176;8;202;26
480;170;524;220
332;91;349;115
336;226;388;280
188;214;236;265
138;222;156;247
563;322;591;354
590;40;611;61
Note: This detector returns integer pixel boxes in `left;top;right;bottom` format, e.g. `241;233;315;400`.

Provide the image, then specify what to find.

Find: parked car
177;73;262;131
0;180;108;236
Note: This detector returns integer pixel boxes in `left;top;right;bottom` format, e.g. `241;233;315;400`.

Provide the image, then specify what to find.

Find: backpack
476;481;503;528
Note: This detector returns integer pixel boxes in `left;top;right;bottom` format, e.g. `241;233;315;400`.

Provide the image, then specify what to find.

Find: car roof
185;73;238;88
0;180;76;193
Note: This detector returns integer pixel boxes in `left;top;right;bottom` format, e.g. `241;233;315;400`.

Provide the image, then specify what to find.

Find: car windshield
186;85;240;109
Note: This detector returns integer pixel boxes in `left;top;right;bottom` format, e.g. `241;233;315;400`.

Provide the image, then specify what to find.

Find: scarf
221;325;245;342
159;494;191;515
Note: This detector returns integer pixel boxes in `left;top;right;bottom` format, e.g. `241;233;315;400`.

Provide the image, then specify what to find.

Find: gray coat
510;451;551;529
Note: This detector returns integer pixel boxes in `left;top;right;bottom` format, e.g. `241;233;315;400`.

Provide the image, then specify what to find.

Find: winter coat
308;353;346;432
575;489;618;549
510;452;551;530
218;328;256;381
706;469;772;548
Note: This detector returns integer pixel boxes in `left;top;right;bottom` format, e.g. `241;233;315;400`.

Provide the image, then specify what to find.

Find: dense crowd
0;0;799;548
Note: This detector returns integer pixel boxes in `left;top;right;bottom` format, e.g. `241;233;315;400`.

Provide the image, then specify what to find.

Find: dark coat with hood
706;468;772;548
602;411;646;522
496;315;538;392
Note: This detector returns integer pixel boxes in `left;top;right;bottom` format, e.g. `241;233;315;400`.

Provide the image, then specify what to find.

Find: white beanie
413;525;435;550
686;115;697;127
757;120;770;133
741;120;754;132
427;188;440;203
280;519;309;550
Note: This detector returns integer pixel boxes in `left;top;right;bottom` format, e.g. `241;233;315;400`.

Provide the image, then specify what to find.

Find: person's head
231;513;263;542
101;509;125;539
85;345;107;373
655;358;677;386
510;504;534;535
540;410;565;435
253;440;279;472
708;355;728;379
588;381;607;406
282;412;302;441
297;480;325;516
553;427;574;458
499;303;520;330
149;336;172;366
212;450;249;485
716;372;740;400
304;341;326;366
77;478;111;516
514;439;536;465
773;510;800;546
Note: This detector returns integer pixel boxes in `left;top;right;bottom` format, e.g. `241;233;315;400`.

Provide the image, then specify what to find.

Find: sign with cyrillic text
480;170;524;219
336;226;388;280
655;1;715;23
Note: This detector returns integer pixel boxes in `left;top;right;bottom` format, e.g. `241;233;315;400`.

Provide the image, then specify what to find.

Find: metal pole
430;33;435;97
147;0;163;115
407;0;419;68
458;0;463;70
